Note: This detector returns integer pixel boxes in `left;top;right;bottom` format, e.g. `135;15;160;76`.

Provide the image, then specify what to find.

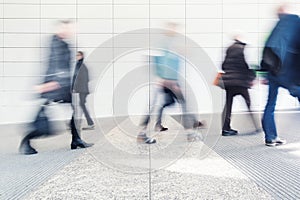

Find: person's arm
35;81;60;93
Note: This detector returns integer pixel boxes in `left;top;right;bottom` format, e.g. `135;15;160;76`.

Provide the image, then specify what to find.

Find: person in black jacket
221;35;257;136
19;21;93;155
72;51;94;130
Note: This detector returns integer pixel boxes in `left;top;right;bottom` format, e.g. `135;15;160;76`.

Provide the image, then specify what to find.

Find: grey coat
72;61;90;93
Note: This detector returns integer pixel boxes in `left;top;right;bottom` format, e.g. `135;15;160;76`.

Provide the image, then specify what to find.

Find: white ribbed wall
0;0;300;124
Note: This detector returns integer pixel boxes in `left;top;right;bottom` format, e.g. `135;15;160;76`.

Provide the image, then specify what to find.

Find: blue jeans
262;75;300;142
262;78;280;142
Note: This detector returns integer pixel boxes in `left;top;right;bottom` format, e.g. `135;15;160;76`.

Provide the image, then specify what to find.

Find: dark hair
77;51;84;58
60;20;72;24
55;20;73;27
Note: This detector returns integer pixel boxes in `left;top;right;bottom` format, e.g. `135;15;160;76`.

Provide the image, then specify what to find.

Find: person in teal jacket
137;22;205;144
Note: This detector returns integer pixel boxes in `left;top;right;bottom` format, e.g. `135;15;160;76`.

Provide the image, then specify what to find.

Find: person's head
165;22;179;36
56;20;74;39
231;30;247;44
76;51;84;61
277;3;291;17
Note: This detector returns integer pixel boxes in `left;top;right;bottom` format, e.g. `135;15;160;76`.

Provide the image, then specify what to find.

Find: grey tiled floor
1;112;300;199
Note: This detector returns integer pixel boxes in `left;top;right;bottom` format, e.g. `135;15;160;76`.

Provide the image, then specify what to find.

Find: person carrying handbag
220;34;258;136
19;21;93;155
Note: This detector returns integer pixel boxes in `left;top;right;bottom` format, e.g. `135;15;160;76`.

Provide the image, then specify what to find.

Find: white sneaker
274;137;287;145
82;124;95;130
265;137;286;147
137;133;156;144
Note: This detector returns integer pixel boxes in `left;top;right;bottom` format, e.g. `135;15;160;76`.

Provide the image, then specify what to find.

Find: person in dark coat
261;4;300;146
19;21;93;155
221;34;257;136
72;51;94;130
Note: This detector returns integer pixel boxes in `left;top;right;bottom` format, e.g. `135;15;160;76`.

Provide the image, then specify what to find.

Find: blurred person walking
220;34;257;136
72;51;94;130
139;53;170;133
19;20;93;155
261;4;300;146
137;22;205;144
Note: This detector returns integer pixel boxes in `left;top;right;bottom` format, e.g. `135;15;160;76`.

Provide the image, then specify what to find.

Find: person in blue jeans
261;4;300;147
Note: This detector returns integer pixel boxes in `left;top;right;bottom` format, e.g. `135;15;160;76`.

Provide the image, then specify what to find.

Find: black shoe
265;141;277;147
265;138;286;147
137;133;156;144
222;129;238;136
19;141;38;155
71;139;94;149
155;124;168;132
228;129;238;133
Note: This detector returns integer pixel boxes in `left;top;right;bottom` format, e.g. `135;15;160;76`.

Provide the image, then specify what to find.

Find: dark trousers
156;87;182;125
140;87;174;127
79;93;94;126
222;86;252;131
70;112;81;141
141;84;196;129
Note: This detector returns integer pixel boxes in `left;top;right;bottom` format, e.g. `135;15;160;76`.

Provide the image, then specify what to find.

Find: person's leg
19;130;40;155
262;78;279;143
173;87;194;129
70;113;80;141
164;83;190;129
70;105;94;149
140;85;160;127
79;93;94;126
71;93;83;131
170;85;204;141
79;93;95;131
156;87;175;127
239;88;251;109
288;84;300;100
240;88;259;131
137;87;162;144
169;83;205;129
140;114;151;127
222;88;235;131
19;106;49;154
